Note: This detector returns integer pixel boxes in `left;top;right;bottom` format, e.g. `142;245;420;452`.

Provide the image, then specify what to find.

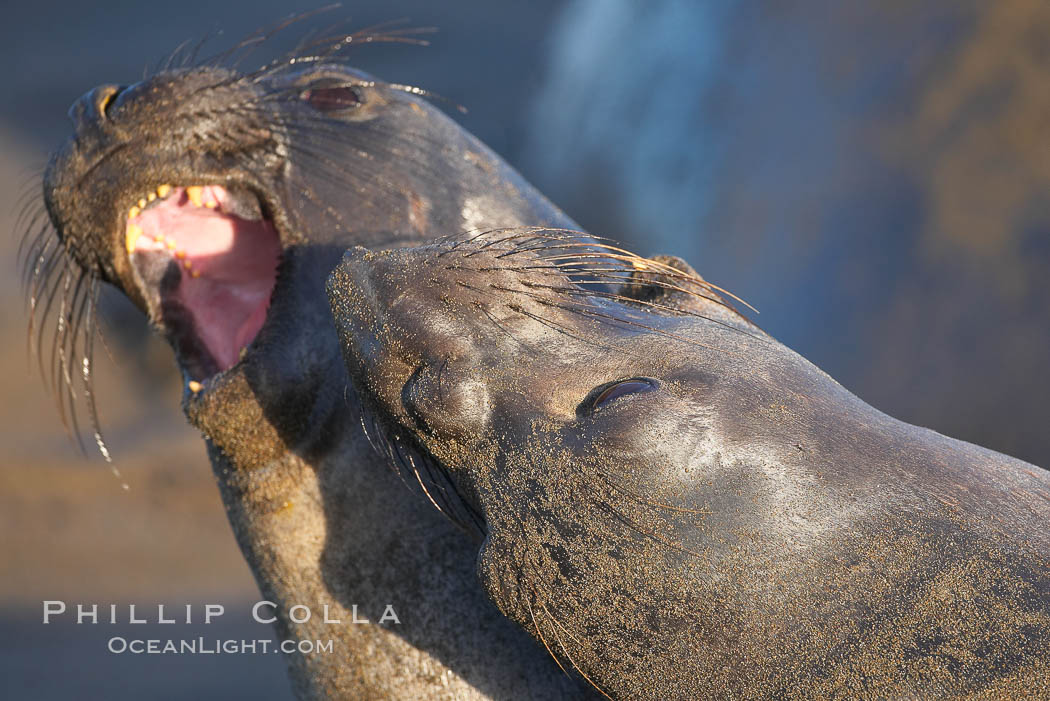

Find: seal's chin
125;184;281;380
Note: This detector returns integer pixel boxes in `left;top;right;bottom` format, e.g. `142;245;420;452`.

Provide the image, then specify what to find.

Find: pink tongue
130;187;280;372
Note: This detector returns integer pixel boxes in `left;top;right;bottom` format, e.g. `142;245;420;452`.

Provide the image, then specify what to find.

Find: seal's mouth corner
123;183;282;385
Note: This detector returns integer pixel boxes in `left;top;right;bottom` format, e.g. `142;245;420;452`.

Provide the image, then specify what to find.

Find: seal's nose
67;84;123;131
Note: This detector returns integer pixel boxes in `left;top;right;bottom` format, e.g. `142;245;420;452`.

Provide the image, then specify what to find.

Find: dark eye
580;378;659;415
301;84;363;112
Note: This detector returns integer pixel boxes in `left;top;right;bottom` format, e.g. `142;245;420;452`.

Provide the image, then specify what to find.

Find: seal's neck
202;399;586;698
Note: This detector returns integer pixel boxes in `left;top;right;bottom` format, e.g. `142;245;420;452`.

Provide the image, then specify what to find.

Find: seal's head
327;228;1050;699
326;228;763;538
326;228;795;697
31;30;566;450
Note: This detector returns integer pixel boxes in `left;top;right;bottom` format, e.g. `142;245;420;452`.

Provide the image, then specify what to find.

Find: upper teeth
124;184;263;272
186;186;204;208
125;184;174;254
125;183;207;278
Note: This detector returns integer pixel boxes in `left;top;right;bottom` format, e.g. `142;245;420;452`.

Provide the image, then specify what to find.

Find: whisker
161;37;195;73
183;28;216;68
595;500;707;559
590;467;712;516
83;278;123;485
36;256;69;390
62;272;92;454
27;244;65;362
502;301;631;355
539;602;614;700
536;249;756;313
526;597;574;682
199;5;342;71
494;285;742;357
518;280;763;341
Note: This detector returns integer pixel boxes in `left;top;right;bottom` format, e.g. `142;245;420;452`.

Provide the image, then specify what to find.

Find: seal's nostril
95;84;122;119
68;84;123;130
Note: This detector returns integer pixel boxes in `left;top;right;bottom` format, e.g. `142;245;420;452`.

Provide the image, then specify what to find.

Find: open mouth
124;184;281;383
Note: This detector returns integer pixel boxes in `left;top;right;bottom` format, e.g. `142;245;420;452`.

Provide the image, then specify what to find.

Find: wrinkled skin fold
327;229;1050;700
34;32;594;699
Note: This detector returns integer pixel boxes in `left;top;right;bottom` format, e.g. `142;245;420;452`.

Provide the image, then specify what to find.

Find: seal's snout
327;246;387;325
326;247;396;383
332;245;375;277
328;245;489;435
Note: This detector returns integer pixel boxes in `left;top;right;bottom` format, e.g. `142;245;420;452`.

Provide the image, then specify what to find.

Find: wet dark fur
29;19;594;700
328;229;1050;700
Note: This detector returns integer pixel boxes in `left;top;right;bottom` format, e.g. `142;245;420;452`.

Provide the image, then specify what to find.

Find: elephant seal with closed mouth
327;228;1050;700
32;27;594;700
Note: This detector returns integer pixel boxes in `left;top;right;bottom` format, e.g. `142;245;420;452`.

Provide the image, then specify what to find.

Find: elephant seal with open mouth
328;228;1050;700
31;27;593;700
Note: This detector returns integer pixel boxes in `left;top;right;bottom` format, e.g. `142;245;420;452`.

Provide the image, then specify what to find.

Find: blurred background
2;1;1047;698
